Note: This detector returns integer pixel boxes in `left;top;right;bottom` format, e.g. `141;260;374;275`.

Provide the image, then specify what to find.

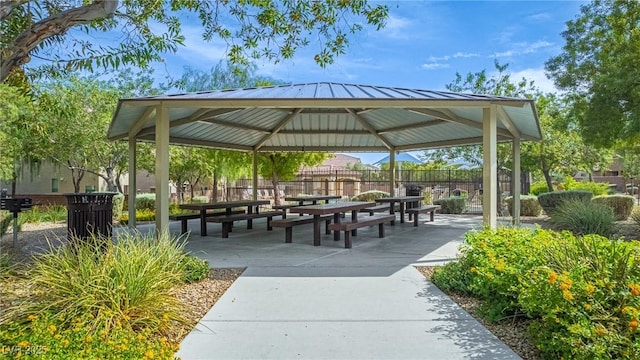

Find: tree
0;84;41;194
426;61;538;171
32;71;164;193
1;0;388;83
546;0;640;148
258;153;327;205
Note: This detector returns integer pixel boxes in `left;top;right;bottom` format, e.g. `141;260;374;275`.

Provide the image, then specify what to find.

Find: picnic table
374;196;423;224
179;200;271;236
288;201;376;246
284;195;341;205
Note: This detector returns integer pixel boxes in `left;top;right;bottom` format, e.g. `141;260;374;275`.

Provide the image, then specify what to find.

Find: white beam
252;151;258;200
512;137;521;226
390;151;396;196
346;108;393;150
127;137;137;228
482;105;498;229
155;103;170;234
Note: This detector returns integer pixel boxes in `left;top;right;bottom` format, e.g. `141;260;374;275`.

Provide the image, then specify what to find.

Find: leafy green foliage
17;205;67;224
632;206;640;229
0;210;11;236
434;227;640;359
135;193;156;211
0;311;178;359
592;195;635;221
11;231;190;335
537;190;593;214
2;1;388;83
529;180;552;195
111;193;125;220
181;254;210;284
546;0;640;148
518;235;640;360
549;199;615;237
350;190;390;201
504;195;542;217
118;209;156;224
433;197;466;214
562;177;610;196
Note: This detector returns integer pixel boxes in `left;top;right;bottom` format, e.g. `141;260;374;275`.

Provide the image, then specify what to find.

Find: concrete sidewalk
163;214;521;360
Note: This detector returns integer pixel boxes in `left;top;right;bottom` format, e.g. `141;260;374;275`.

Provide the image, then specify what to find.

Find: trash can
66;193;115;245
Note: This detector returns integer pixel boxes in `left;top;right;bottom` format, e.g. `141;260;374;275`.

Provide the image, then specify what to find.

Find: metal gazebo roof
108;82;541;152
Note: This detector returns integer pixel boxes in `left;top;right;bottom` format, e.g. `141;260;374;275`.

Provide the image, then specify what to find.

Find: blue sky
152;1;587;164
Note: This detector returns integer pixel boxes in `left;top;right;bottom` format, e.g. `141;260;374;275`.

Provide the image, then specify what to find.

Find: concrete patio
134;213;521;360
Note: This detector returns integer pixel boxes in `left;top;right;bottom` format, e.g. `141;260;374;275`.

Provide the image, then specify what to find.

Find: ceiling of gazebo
107;82;541;152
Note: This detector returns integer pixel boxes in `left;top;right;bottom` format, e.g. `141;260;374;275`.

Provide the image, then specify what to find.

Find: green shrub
631;206;640;228
181;254;210;283
118;209;156;224
190;195;209;203
0;210;10;236
504;195;542;216
549;199;615;237
537;190;592;214
431;259;475;295
591;195;635;221
112;193;125;221
135;193;156;211
0;311;178;359
433;196;465;214
351;190;390;201
562;177;610;196
12;231;189;334
530;181;551;196
518;235;640;360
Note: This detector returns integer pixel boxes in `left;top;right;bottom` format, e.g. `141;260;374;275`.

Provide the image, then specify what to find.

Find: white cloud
510;68;558;93
491;40;553;58
380;15;413;39
421;63;450;70
428;52;479;62
526;12;551;22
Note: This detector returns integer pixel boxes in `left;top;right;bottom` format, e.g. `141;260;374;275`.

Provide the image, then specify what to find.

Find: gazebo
107;82;541;231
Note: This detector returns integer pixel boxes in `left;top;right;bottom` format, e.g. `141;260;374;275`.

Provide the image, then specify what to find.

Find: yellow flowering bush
432;227;640;359
0;312;178;359
518;234;640;359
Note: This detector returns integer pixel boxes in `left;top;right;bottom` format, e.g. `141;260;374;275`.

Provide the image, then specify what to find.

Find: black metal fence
223;169;529;214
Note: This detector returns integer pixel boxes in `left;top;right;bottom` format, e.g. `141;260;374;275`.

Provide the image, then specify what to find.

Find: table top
288;201;376;215
179;200;270;210
284;195;342;202
375;196;423;203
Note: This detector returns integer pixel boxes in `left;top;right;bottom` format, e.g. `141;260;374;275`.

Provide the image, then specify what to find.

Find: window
51;178;59;193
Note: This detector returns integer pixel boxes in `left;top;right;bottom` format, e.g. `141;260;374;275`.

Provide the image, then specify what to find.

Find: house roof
108;82;541;152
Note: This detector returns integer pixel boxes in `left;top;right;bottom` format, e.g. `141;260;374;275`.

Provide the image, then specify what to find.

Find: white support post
389;151;396;197
512;136;521;226
127;137;137;228
252;150;258;200
155;103;170;234
482;105;498;229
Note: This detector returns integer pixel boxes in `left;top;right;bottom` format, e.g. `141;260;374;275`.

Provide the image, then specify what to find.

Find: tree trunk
1;1;118;82
212;173;219;203
105;167;117;192
271;168;281;206
542;168;553;192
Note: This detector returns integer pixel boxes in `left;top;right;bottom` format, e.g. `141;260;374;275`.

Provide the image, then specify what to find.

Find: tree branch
0;0;28;21
1;0;118;82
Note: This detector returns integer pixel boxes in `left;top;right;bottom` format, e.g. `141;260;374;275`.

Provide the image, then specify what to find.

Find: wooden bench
405;205;441;227
271;214;333;243
206;211;283;238
169;210;245;234
359;204;399;216
327;214;396;249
